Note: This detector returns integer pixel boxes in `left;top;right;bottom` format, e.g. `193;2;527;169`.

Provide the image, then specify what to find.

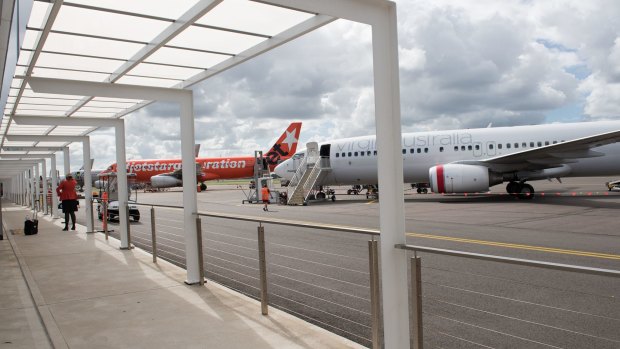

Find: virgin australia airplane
274;121;620;199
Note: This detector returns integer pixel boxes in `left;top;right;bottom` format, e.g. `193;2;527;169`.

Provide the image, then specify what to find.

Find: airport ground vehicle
97;200;140;221
605;180;620;191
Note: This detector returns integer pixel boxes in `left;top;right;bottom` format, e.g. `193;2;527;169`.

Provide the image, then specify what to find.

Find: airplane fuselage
276;121;620;186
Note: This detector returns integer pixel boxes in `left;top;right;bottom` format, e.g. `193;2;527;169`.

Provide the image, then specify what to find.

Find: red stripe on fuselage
436;165;445;193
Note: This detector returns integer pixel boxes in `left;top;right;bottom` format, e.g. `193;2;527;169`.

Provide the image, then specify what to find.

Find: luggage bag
24;209;38;235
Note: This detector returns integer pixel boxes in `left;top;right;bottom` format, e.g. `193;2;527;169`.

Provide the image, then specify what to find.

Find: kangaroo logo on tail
265;122;302;167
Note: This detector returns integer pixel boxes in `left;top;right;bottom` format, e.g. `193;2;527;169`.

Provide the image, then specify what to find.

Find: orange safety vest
261;187;270;201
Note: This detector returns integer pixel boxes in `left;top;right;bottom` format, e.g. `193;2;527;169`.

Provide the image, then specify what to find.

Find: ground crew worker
261;184;270;211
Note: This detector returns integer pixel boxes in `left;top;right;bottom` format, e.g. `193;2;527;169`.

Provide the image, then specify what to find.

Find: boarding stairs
287;154;330;205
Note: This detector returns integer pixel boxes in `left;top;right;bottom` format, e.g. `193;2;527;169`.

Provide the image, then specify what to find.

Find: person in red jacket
56;173;78;231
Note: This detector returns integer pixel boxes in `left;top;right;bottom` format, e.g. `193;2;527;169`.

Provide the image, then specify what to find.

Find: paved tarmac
71;177;620;348
0;200;364;349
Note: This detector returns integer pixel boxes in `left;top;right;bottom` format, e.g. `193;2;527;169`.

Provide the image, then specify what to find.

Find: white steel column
262;1;409;347
29;168;34;208
82;139;94;233
51;155;59;218
42;159;48;213
371;5;410;348
114;122;129;248
180;91;201;284
34;163;40;211
63;147;70;176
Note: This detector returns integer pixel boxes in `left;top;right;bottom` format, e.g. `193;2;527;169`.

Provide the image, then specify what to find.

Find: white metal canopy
0;1;410;348
1;0;334;153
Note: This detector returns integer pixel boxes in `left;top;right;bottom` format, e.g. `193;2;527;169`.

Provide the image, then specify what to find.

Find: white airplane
274;121;620;199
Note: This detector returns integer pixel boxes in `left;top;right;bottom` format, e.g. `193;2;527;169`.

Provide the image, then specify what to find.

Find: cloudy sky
77;0;620;171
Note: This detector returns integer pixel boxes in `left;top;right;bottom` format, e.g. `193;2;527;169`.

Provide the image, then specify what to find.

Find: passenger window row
335;150;378;158
334;139;566;158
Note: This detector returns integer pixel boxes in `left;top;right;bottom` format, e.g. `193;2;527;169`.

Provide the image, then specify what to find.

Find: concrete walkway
0;200;364;349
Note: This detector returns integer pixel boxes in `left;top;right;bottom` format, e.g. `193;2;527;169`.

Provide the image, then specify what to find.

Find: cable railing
396;244;620;349
91;200;620;349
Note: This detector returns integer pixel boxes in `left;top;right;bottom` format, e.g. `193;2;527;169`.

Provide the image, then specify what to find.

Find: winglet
265;122;302;166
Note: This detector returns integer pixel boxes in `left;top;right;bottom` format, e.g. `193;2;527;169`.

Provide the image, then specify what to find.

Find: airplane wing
453;128;620;173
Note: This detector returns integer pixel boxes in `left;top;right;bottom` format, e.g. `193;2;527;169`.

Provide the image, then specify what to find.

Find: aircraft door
473;142;483;157
320;144;331;168
486;141;496;156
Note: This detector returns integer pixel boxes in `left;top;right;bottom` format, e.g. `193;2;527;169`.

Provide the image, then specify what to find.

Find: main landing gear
506;181;534;199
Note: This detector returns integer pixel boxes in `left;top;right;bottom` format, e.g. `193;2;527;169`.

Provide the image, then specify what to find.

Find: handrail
131;201;380;236
395;244;620;278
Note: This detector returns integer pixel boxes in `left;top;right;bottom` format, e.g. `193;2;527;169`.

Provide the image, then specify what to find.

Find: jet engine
150;174;182;188
429;164;502;193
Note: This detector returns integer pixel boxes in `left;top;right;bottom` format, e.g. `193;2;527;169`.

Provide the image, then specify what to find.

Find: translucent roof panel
127;63;204;81
7;124;54;135
31;67;110;82
85;100;137;108
16;104;70;112
48;126;93;136
35;142;71;147
16;50;33;66
71;111;119;118
66;0;200;20
53;6;172;43
21;88;85;100
19;97;79;106
168;26;266;54
36;52;125;74
197;0;315;36
42;32;145;60
116;75;181;88
145;47;230;69
2;141;36;147
25;150;57;155
12;110;66;117
26;1;52;30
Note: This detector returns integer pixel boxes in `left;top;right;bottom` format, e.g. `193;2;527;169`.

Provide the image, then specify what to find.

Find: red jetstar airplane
101;122;301;190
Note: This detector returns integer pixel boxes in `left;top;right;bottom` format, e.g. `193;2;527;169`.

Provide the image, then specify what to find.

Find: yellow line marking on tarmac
406;233;620;260
366;200;377;204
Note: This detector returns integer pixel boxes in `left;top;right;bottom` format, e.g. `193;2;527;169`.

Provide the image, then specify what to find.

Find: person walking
261;184;271;211
57;173;78;231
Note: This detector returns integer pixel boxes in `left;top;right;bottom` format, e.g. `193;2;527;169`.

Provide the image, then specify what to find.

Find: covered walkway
0;200;362;349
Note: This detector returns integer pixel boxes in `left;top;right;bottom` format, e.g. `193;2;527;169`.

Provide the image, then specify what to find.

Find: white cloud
84;0;620;167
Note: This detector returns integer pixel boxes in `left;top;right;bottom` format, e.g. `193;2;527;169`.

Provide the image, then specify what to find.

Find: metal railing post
411;256;423;349
368;239;381;349
151;206;157;263
88;199;94;233
195;215;205;285
0;197;3;240
103;200;109;240
258;224;268;315
125;204;131;247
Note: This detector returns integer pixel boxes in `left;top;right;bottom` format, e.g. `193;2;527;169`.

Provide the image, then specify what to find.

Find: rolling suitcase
24;209;38;235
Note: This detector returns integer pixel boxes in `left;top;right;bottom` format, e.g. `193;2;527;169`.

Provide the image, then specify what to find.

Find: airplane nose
274;160;289;179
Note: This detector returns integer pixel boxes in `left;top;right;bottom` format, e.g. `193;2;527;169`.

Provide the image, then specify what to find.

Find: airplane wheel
200;183;207;191
417;188;422;194
506;182;520;196
519;184;535;199
316;192;326;199
422;188;428;194
331;195;336;202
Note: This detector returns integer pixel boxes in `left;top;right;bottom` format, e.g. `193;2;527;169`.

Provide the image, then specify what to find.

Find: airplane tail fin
265;122;302;166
